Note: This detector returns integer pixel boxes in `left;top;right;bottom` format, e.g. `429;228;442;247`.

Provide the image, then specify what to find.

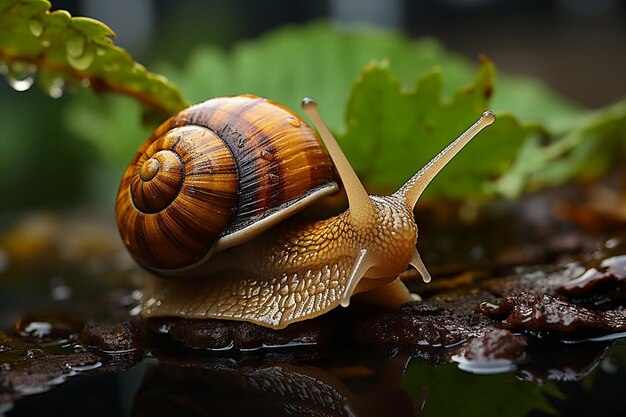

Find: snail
116;94;495;329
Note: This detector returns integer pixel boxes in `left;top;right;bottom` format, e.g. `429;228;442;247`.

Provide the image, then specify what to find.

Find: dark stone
82;321;143;352
476;291;626;335
456;329;526;363
144;314;338;351
556;255;626;306
0;332;101;397
355;293;494;350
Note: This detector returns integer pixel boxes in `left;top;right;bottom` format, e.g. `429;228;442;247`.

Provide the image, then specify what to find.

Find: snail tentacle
409;248;432;284
339;248;373;308
302;98;375;225
395;110;496;209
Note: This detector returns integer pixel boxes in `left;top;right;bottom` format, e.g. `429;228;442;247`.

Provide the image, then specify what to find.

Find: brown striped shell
115;95;337;274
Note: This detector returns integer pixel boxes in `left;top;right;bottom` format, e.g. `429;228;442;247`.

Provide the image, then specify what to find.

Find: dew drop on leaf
66;35;85;57
1;61;37;92
67;47;95;71
28;19;43;37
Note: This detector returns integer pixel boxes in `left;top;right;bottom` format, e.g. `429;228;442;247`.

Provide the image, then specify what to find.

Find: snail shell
115;95;337;273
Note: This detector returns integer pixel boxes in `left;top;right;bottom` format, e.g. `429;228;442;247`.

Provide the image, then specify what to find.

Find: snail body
116;95;495;329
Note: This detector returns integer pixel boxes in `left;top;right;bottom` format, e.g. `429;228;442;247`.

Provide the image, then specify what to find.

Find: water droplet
22;321;53;338
80;77;91;88
26;348;44;359
286;116;301;127
66;36;85;58
0;363;11;371
71;361;102;372
65;35;94;71
67;48;94;71
1;61;36;91
157;323;172;333
41;39;50;47
0;345;11;352
27;20;46;39
480;301;499;310
129;304;142;316
29;19;44;37
73;344;85;353
47;77;65;99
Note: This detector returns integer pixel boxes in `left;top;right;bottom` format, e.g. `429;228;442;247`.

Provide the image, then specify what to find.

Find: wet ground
1;185;626;416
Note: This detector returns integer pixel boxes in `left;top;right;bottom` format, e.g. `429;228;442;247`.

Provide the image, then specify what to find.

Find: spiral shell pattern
116;126;238;270
116;95;337;274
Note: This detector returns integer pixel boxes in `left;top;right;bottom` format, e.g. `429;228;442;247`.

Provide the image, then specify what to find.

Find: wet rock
457;329;526;362
0;332;101;397
82;321;143;353
0;351;101;390
556;255;626;305
144;314;339;351
452;329;526;374
477;291;626;335
354;293;493;350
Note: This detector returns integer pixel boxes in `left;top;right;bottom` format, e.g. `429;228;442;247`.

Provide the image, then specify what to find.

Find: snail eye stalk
302;97;375;224
395;111;496;209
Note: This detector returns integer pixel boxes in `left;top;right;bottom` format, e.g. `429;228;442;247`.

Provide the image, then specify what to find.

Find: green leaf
0;0;187;116
493;74;584;134
494;98;626;196
337;59;543;197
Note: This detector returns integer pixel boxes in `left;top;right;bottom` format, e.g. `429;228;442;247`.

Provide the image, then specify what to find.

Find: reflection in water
133;349;417;417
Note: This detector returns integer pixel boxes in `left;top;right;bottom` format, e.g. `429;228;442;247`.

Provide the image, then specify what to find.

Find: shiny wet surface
1;198;626;416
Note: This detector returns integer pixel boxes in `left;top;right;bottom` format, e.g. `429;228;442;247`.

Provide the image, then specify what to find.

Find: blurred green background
1;0;625;212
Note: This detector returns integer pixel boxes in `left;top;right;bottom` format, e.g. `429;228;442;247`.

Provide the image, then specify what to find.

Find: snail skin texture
116;95;495;329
